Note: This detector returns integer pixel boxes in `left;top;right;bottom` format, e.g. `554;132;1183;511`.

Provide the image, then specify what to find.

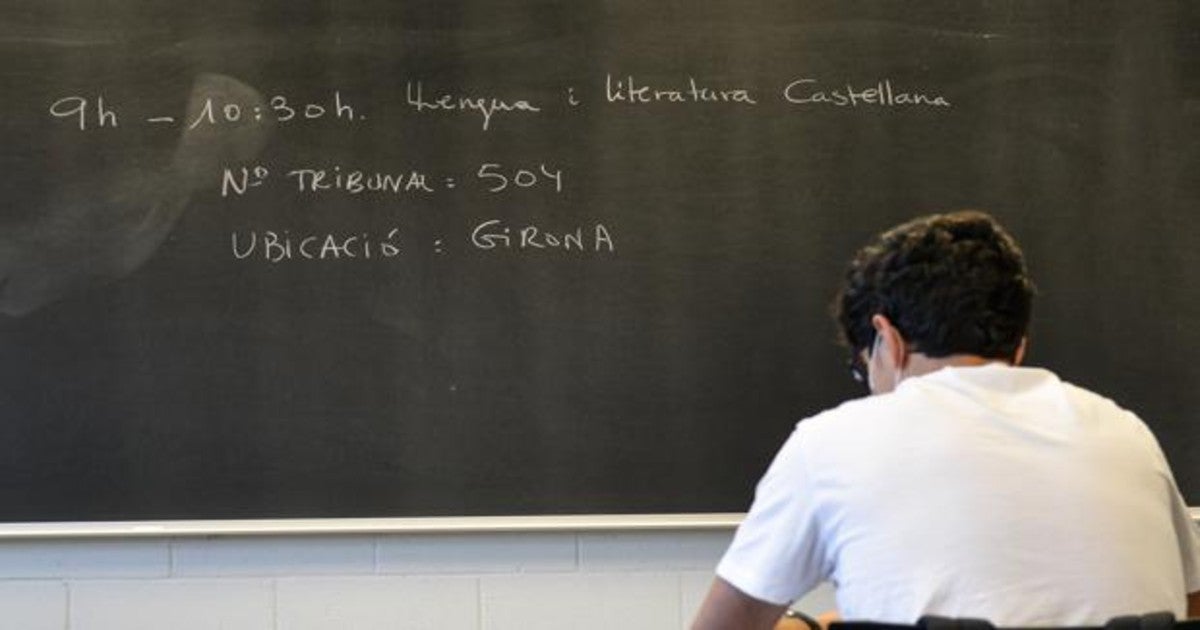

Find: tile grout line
270;578;279;630
63;579;72;630
476;576;484;630
677;572;686;630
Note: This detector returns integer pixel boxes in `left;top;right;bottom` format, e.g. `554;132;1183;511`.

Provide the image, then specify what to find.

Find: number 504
476;163;563;193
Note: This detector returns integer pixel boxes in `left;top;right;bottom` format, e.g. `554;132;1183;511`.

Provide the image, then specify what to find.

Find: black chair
829;612;1198;630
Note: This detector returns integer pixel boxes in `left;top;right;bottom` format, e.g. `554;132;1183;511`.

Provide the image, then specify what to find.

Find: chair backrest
830;612;1200;630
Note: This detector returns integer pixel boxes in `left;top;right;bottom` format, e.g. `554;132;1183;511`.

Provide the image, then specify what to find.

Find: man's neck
901;353;1000;381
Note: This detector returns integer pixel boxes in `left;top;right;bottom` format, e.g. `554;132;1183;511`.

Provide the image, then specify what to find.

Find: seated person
693;211;1200;630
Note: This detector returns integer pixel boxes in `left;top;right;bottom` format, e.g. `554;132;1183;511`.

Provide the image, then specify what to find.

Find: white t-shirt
717;364;1200;625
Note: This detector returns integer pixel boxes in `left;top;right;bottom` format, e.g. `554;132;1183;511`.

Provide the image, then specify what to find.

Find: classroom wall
0;528;836;630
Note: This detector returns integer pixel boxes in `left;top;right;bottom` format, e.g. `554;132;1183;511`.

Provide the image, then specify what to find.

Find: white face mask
866;333;887;394
867;331;910;395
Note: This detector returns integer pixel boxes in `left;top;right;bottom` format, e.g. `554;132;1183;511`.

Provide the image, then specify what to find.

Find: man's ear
869;314;908;369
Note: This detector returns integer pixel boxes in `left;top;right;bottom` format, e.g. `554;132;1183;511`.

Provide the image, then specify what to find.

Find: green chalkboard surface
1;1;1197;521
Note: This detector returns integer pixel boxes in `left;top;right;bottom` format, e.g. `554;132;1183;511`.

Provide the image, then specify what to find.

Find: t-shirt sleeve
1169;478;1200;593
715;426;830;605
1140;418;1200;594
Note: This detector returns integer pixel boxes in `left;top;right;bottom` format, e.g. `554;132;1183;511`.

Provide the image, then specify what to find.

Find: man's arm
772;609;840;630
1188;591;1199;619
692;577;787;630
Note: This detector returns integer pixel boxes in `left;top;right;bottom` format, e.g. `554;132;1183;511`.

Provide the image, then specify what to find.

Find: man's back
718;363;1196;625
695;212;1200;630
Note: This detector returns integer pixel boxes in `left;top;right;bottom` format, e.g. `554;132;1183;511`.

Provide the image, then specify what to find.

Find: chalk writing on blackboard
189;92;361;127
227;221;615;262
783;79;951;107
47;91;360;130
30;72;956;303
604;74;758;105
221;163;564;197
471;220;615;253
48;96;120;130
231;229;403;262
405;81;542;131
285;168;436;194
46;77;955;135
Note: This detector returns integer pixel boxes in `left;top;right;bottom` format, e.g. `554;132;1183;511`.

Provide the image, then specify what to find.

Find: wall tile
171;536;375;576
276;576;478;630
0;529;783;630
681;573;838;630
680;571;716;629
0;539;168;578
482;572;679;630
377;532;576;574
70;579;273;630
0;581;67;630
578;530;733;572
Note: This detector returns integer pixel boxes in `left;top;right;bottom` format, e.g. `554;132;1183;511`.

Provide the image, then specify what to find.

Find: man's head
833;210;1035;394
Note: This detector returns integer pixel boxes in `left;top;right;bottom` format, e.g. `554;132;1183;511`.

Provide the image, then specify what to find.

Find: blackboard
1;1;1197;522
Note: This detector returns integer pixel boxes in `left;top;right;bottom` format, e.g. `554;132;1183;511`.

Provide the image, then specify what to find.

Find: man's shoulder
1052;374;1147;427
791;366;1151;441
791;393;901;439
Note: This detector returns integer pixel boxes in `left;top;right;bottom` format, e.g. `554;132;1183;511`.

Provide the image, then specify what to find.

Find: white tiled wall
0;529;838;630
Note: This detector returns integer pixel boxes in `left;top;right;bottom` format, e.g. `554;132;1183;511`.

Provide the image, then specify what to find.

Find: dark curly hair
833;210;1035;362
